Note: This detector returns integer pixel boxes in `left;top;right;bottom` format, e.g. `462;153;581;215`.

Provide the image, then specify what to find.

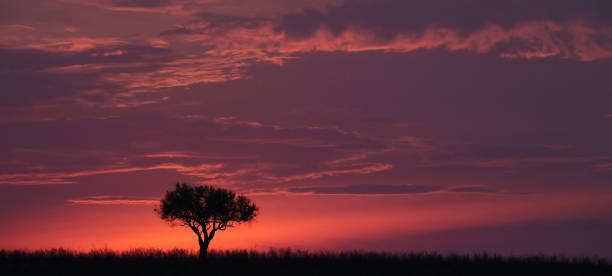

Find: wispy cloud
421;156;605;169
215;137;338;148
1;0;610;111
22;37;124;53
144;151;252;159
99;20;612;91
285;184;498;195
276;20;612;61
67;195;158;205
1;24;35;31
0;179;76;185
60;0;193;15
2;12;609;111
288;184;441;195
0;162;223;185
60;0;334;16
0;114;395;188
267;163;394;183
448;186;498;193
17;18;609;99
594;162;612;171
323;153;368;167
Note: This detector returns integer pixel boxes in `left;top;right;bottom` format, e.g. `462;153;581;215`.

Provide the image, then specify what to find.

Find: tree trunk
199;239;211;259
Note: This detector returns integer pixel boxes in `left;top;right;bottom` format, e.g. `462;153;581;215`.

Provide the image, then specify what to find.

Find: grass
1;248;611;275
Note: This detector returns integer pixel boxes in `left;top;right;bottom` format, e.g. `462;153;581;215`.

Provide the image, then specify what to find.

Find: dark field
1;248;610;276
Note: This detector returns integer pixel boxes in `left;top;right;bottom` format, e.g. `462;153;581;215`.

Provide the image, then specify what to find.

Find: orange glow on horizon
3;188;611;252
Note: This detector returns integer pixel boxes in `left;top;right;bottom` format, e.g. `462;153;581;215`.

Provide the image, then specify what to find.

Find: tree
155;183;258;258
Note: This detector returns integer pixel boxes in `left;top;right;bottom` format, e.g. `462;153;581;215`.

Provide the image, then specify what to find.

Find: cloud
288;184;441;195
91;49;127;57
0;45;176;107
0;162;224;185
285;184;498;195
1;21;124;55
144;151;253;159
0;179;76;185
128;18;612;89
0;115;392;187
270;0;612;61
30;12;597;93
1;24;35;31
64;27;79;33
110;0;172;8
276;0;612;37
273;21;612;61
418;143;605;169
594;163;612;170
215;137;338;148
448;186;497;193
22;37;125;53
392;136;434;152
1;0;611;107
99;55;252;89
5;7;610;101
60;0;194;14
206;117;383;151
269;163;394;183
323;153;367;167
61;0;337;16
456;156;603;169
149;38;169;48
67;195;158;205
0;158;392;187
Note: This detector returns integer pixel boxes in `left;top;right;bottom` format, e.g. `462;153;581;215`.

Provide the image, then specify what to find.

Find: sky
1;0;612;257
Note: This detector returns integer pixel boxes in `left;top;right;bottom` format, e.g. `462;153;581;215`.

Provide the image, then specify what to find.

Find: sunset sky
1;0;612;257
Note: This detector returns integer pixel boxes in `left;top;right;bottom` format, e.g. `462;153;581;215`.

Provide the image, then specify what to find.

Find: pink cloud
0;163;224;185
21;18;609;99
216;138;338;148
60;0;197;15
60;0;336;16
594;163;612;170
0;156;394;187
1;24;35;31
0;179;76;185
269;20;612;61
323;154;368;167
213;116;263;128
144;152;249;159
67;196;158;205
149;38;169;48
100;55;249;89
544;145;574;152
267;162;394;183
421;156;605;169
24;37;125;53
94;20;612;91
89;49;126;57
393;136;434;151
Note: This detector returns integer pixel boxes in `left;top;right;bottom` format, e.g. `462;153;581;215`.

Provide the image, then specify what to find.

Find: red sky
1;0;612;257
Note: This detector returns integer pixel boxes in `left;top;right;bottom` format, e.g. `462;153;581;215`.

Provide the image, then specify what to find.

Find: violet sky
1;0;612;257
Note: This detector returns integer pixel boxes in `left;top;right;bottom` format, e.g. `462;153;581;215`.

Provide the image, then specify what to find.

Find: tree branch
200;223;209;240
186;220;203;243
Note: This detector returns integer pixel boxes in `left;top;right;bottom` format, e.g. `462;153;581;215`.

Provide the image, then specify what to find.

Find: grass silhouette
1;248;611;275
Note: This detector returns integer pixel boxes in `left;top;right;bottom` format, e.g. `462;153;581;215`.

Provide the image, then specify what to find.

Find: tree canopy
155;183;258;258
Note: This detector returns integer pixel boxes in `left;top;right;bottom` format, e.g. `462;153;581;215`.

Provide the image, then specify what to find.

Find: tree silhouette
155;183;258;258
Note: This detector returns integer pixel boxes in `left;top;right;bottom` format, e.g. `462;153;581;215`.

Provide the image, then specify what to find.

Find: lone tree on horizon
155;183;258;258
